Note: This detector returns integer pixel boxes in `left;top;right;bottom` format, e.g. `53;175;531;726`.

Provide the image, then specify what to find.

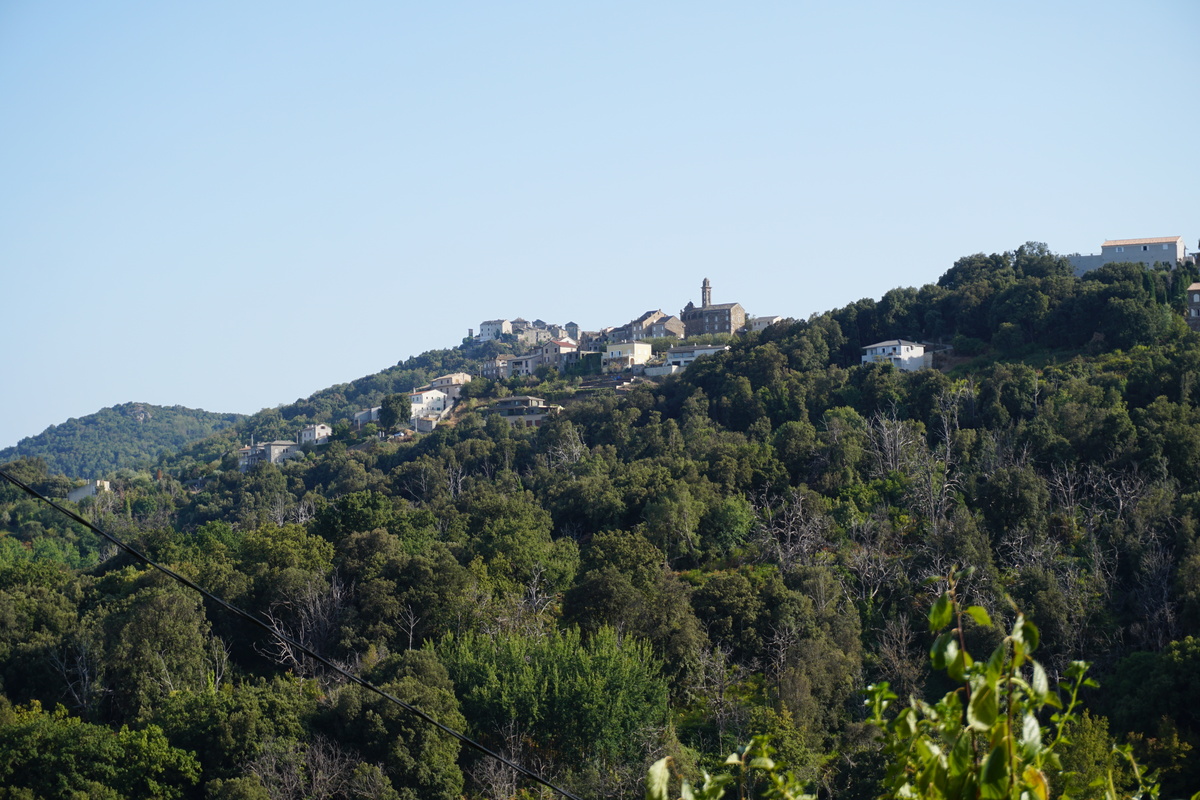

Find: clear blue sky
2;0;1197;449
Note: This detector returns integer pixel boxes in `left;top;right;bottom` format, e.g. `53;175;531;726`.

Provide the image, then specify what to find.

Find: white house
479;319;512;340
749;315;785;332
861;340;928;372
409;388;448;419
665;344;730;370
298;423;333;445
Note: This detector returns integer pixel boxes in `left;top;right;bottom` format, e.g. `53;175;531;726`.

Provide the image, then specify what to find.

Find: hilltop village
234;237;1200;469
235;278;787;467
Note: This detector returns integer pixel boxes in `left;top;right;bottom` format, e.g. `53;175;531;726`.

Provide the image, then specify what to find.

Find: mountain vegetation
2;244;1200;799
0;402;243;479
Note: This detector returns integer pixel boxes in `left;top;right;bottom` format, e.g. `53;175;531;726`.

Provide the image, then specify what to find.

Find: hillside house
1188;282;1200;331
508;354;540;377
491;396;562;428
749;315;785;332
615;309;685;341
517;328;553;345
665;344;730;370
238;440;302;471
604;341;653;372
425;373;473;400
409;388;448;419
479;319;512;340
353;407;381;429
1068;236;1190;275
861;340;928;372
641;315;685;339
299;424;332;445
537;339;579;372
481;354;518;380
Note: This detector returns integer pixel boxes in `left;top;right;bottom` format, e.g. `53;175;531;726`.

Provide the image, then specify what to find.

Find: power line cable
0;467;585;800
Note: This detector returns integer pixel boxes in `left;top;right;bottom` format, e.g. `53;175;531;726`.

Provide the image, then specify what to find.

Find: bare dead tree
907;446;959;542
49;636;100;714
293;497;316;525
752;489;835;568
844;515;902;604
249;736;368;800
865;409;922;479
1100;466;1149;523
469;719;526;800
539;423;587;472
488;566;556;639
445;457;466;498
398;604;422;651
1130;537;1178;651
693;645;747;751
764;625;801;709
996;527;1061;572
876;614;924;700
268;494;293;527
258;573;352;682
209;636;230;690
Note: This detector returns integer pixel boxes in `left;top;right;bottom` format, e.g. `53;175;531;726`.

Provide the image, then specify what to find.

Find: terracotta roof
1188;283;1200;292
1102;236;1183;247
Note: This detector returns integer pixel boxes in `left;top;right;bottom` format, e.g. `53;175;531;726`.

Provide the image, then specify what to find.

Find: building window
1163;244;1170;250
1142;245;1149;251
1116;246;1124;253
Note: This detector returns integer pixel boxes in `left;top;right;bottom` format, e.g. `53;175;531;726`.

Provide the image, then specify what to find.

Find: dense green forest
0;403;244;479
3;245;1200;799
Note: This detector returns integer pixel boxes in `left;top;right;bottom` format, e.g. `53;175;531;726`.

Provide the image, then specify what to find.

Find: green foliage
10;250;1200;798
0;698;200;800
646;736;815;800
441;626;669;770
1;403;242;478
379;393;412;433
322;650;465;800
866;572;1160;800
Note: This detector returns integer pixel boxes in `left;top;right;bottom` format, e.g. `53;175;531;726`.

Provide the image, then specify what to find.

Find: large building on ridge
680;278;746;337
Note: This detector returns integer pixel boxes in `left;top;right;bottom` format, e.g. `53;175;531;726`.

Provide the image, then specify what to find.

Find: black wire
0;468;585;800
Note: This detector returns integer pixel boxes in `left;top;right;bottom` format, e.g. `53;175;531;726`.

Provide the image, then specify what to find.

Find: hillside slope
0;402;243;478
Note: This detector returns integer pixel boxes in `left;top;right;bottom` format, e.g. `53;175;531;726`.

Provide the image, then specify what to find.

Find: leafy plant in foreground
649;570;1194;800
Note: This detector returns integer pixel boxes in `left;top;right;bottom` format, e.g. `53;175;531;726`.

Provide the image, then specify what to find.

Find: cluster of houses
232;244;1199;470
474;278;785;382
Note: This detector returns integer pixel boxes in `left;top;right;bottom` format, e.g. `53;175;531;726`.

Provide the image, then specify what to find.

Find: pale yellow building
603;341;653;372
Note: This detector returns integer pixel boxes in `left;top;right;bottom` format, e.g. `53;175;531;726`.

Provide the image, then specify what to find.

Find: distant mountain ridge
0;402;244;478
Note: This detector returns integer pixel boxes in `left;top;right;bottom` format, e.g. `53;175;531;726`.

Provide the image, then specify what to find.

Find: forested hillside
3;245;1200;799
0;403;244;479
